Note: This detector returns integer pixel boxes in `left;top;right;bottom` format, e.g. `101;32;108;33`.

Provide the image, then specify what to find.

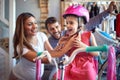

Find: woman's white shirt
13;32;48;80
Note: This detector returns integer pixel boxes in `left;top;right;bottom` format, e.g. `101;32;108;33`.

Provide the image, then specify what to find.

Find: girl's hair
13;12;36;59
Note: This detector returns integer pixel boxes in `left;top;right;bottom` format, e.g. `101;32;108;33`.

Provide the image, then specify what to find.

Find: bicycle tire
98;52;120;80
117;53;120;80
98;59;107;80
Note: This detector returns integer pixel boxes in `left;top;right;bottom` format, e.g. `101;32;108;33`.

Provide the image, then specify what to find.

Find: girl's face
65;16;78;36
24;16;38;37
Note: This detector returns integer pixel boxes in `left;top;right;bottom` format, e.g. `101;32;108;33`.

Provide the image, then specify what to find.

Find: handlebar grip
86;44;108;52
37;52;42;56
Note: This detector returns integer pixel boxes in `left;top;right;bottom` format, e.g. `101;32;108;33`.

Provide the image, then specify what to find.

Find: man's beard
52;31;61;40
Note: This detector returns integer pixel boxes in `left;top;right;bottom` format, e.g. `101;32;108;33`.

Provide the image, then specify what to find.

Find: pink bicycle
33;45;114;80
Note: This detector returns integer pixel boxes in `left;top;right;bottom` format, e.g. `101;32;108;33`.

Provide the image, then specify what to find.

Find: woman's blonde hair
13;12;36;59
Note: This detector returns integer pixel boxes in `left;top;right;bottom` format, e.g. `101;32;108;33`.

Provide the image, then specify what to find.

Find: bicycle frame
34;45;108;80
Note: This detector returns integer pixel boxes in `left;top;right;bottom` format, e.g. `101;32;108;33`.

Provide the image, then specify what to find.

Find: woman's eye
27;22;37;26
28;23;33;26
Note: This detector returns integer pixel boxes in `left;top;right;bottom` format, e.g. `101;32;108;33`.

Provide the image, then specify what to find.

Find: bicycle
34;45;108;80
98;45;120;80
94;29;119;80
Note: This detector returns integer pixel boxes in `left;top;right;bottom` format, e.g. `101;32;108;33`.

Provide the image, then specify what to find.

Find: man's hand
107;1;117;14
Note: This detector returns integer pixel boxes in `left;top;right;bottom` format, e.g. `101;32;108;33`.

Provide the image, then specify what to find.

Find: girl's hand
73;33;88;48
65;33;81;49
73;32;81;47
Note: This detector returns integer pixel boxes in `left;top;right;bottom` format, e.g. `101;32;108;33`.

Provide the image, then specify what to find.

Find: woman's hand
51;34;81;57
56;33;80;51
56;32;89;52
57;35;69;45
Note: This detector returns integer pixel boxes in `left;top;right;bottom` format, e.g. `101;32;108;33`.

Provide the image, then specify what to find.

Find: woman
9;12;79;80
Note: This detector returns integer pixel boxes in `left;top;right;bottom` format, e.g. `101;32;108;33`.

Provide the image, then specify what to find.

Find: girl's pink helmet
63;4;89;23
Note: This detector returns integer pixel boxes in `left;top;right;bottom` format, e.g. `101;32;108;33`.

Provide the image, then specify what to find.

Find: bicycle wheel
98;52;120;80
117;53;120;80
98;59;107;80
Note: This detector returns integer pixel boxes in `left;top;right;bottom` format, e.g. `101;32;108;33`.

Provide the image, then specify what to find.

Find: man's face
47;22;61;39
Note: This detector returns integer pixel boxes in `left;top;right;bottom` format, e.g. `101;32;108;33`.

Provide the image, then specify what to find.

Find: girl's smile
65;16;78;36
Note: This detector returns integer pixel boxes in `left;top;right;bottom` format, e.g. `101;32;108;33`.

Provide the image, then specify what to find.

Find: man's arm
85;1;117;31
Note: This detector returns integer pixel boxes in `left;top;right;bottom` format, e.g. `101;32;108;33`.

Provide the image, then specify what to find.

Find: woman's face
24;16;38;37
65;16;78;36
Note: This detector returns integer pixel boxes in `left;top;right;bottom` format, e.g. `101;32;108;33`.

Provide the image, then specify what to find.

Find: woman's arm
44;34;80;58
22;34;83;63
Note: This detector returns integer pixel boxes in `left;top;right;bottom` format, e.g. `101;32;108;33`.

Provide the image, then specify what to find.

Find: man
45;17;65;48
43;1;117;80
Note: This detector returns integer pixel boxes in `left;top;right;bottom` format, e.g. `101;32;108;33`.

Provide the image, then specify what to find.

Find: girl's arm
75;32;99;56
89;33;99;56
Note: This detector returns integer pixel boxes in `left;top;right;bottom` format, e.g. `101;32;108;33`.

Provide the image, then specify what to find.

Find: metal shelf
65;0;120;2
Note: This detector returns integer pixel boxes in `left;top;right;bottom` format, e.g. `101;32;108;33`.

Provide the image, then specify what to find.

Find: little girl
54;4;99;80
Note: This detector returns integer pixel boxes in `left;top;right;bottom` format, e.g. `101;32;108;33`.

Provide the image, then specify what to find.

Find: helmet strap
78;17;85;31
78;17;83;29
78;18;80;29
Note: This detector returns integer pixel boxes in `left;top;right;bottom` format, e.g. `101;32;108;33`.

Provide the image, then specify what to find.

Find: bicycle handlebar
86;44;108;52
33;45;108;65
64;44;108;65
